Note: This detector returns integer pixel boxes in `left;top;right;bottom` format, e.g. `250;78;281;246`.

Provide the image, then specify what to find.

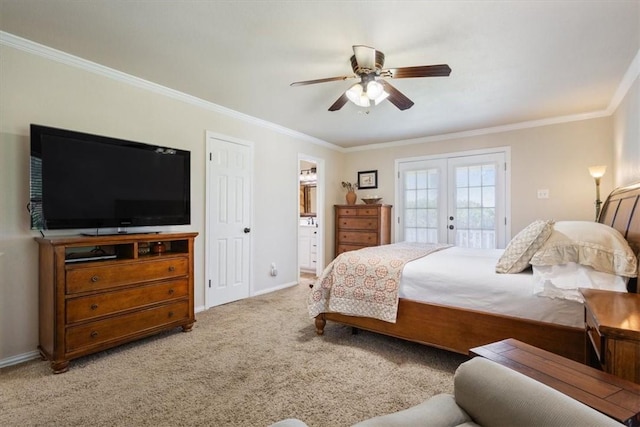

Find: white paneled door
397;150;508;249
206;134;252;307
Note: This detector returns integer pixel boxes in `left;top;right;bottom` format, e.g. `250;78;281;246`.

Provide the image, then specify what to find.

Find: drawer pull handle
90;304;98;310
90;331;98;338
168;266;175;272
168;311;174;318
168;289;175;295
91;275;99;283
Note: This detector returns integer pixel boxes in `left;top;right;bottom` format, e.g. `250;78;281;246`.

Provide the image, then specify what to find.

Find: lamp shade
588;165;607;178
346;83;370;107
366;80;384;100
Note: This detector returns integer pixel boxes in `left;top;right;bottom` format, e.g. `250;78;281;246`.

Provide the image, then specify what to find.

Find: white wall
614;77;640;186
0;43;343;363
342;118;614;236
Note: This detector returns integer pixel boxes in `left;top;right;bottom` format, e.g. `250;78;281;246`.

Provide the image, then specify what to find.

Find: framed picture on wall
358;170;378;189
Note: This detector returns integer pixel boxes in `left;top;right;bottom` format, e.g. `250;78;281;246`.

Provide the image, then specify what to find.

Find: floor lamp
588;165;606;221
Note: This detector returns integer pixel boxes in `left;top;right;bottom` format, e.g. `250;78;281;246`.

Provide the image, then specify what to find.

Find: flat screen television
30;124;191;231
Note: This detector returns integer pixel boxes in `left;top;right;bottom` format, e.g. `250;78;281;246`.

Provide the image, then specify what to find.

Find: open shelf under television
36;232;193;264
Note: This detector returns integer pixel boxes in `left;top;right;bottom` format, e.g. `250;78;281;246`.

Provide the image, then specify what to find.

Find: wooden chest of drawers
35;232;197;373
334;204;392;257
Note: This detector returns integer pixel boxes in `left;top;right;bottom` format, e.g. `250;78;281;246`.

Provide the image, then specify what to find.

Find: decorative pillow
530;221;638;278
496;219;554;274
532;263;628;303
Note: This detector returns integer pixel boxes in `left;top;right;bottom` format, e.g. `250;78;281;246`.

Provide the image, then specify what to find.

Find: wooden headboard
599;181;640;293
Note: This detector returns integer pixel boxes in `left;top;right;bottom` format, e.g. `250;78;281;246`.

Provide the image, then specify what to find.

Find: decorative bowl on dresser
361;197;382;204
35;232;198;373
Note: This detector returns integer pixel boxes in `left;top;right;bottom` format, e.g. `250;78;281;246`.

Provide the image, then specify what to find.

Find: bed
310;182;640;363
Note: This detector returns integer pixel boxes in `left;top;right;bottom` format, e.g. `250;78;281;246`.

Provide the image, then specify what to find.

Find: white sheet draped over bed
399;246;584;328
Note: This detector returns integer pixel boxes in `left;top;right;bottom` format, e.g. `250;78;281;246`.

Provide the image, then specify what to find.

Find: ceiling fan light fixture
346;83;370;107
373;90;390;105
366;80;384;100
346;83;363;103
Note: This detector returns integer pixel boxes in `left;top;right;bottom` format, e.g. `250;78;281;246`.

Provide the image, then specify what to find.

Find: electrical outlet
270;262;278;277
537;189;549;199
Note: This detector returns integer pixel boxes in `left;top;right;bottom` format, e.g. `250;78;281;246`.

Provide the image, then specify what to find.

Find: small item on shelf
151;241;166;254
138;242;151;255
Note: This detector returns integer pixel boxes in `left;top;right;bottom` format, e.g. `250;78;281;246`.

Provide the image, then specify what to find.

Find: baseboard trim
0;350;41;369
253;281;298;297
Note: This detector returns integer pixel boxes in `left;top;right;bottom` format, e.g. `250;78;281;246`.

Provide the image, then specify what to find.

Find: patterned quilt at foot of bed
308;242;451;323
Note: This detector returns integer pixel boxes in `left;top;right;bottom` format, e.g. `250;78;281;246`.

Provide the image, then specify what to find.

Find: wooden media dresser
35;232;197;373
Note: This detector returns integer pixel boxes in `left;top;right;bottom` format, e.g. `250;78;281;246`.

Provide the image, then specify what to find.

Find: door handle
449;225;454;230
244;227;251;233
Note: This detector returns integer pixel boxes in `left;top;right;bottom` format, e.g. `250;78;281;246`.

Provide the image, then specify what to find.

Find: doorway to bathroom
298;155;324;280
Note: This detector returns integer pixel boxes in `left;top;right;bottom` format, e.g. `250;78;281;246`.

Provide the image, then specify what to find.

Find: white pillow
530;221;638;278
533;263;628;303
496;219;554;274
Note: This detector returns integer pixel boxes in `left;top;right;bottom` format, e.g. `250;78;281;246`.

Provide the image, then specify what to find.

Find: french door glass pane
454;164;497;249
404;167;439;243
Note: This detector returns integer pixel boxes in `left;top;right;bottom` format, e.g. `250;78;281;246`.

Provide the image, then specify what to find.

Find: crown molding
346;47;640;153
345;110;611;152
608;48;640;113
0;31;342;152
2;31;637;154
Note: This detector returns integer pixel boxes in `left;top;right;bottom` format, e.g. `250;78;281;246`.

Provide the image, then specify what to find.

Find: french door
397;150;508;249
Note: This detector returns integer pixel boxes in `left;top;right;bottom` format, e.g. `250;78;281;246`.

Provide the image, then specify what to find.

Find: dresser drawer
337;217;378;230
586;309;605;364
66;300;189;352
356;207;379;216
337;231;378;245
337;244;365;255
66;257;188;294
66;279;189;324
336;207;380;217
336;207;359;216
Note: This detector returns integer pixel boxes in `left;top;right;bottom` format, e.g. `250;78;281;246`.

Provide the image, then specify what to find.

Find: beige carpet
0;280;467;427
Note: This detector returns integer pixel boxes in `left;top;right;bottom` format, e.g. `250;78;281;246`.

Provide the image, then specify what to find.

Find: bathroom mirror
300;184;316;216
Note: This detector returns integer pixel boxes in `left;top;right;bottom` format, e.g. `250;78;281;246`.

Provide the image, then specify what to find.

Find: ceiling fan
290;45;451;111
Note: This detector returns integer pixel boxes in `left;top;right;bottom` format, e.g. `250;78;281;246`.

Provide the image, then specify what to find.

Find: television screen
30;124;191;231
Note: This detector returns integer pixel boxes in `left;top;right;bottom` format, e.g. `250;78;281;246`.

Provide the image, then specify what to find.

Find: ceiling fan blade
380;80;414;110
386;64;452;79
328;93;349;111
290;75;354;86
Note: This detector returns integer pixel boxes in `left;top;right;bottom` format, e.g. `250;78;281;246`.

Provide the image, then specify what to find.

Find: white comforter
399;246;584;328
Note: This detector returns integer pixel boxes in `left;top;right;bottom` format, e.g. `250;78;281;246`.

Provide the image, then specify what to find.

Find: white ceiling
1;1;638;149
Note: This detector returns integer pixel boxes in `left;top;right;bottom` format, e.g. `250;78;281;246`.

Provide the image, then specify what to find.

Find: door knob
449;225;454;230
244;227;251;233
449;216;454;220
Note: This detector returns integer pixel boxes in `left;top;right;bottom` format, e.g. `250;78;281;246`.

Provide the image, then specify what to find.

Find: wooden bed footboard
315;298;585;363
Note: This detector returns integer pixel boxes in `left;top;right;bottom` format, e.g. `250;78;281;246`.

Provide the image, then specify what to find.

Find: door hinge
504;217;507;225
209;153;212;161
208;279;211;288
